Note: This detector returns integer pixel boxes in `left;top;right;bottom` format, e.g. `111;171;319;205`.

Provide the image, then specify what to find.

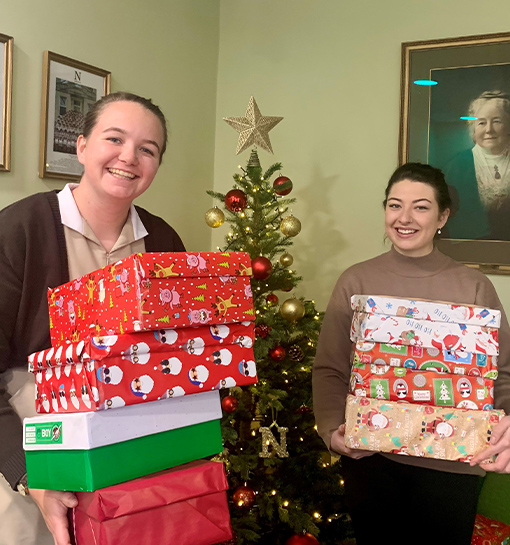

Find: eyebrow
102;127;161;152
388;197;432;204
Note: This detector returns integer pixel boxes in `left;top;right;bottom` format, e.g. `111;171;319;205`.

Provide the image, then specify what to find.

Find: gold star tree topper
223;96;283;155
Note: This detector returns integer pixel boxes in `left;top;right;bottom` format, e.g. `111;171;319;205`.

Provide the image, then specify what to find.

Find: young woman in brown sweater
312;163;510;545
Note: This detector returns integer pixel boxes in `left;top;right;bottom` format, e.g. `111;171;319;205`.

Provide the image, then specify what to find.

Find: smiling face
472;99;510;155
76;100;164;204
385;179;449;257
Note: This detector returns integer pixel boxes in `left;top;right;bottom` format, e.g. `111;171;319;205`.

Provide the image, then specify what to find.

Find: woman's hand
330;423;375;459
30;488;78;545
470;415;510;473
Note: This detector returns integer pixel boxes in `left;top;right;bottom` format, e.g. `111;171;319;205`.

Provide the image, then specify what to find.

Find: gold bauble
279;252;294;267
205;207;225;228
280;298;306;322
280;215;301;237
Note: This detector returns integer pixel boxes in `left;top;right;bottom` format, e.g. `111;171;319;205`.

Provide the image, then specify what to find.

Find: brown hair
82;91;168;163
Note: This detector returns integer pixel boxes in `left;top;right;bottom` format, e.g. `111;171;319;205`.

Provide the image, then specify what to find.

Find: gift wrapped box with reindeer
48;252;254;346
29;322;256;414
344;394;505;462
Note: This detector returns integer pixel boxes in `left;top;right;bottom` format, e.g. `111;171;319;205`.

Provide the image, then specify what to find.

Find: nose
119;144;139;165
397;206;412;224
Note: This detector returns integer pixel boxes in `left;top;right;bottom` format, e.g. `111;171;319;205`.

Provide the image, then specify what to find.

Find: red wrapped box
349;362;494;410
29;322;257;413
353;341;498;379
72;460;232;545
48;252;254;345
472;514;510;545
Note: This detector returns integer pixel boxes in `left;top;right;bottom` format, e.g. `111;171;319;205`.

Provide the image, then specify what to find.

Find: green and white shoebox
23;391;223;492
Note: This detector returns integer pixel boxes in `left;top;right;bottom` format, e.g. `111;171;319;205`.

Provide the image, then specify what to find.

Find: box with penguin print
47;251;254;346
28;321;257;413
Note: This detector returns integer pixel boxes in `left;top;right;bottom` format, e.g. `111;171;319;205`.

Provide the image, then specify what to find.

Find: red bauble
296;404;312;414
269;345;286;361
251;256;272;280
255;324;272;338
266;293;279;306
285;533;320;545
225;189;247;212
281;282;294;292
221;395;238;413
232;485;256;508
273;175;293;196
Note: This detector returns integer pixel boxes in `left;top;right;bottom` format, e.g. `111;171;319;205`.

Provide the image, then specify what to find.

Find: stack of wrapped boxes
344;295;505;462
22;251;258;544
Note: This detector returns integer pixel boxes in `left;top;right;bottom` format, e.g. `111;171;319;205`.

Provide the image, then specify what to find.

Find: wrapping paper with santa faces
344;394;505;462
351;295;501;328
29;322;256;413
72;460;232;545
349;362;494;410
48;252;254;346
350;311;499;356
352;341;498;379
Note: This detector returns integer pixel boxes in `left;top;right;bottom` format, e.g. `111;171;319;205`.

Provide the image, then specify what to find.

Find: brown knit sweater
312;246;510;475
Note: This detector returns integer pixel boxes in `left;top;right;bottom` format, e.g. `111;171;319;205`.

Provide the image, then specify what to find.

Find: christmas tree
204;97;353;545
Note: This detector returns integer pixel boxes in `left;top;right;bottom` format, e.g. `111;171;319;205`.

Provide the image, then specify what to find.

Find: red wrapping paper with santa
71;460;232;545
349;362;494;410
48;252;254;346
29;322;256;413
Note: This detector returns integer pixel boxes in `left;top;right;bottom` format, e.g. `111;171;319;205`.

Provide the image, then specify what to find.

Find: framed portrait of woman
399;32;510;274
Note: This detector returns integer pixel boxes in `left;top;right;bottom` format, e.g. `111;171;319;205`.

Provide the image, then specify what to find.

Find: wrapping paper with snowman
351;295;501;328
47;251;254;346
352;340;498;379
344;394;505;462
349;362;494;410
71;460;233;545
350;311;499;356
29;322;257;413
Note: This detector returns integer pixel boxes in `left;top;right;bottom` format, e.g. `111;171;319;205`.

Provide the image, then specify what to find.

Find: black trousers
341;454;484;545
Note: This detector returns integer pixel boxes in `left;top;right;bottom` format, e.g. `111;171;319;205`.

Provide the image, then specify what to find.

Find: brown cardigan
0;191;185;489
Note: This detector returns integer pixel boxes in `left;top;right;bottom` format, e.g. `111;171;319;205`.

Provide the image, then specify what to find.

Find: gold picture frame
0;33;13;172
399;32;510;275
39;51;111;181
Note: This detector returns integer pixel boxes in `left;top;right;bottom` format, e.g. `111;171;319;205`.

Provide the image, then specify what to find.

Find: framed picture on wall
39;51;111;181
0;33;13;172
399;32;510;275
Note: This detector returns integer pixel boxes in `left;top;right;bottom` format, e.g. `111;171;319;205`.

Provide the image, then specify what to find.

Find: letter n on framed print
39;51;111;181
0;33;13;172
399;32;510;275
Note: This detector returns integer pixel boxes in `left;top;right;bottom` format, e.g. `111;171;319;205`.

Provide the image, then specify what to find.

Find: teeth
109;168;136;179
397;229;416;234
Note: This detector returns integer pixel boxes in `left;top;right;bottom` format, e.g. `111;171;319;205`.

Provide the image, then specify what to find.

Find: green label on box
25;422;63;445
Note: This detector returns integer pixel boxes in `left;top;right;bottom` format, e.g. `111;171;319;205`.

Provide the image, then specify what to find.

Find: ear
76;135;87;166
439;208;450;229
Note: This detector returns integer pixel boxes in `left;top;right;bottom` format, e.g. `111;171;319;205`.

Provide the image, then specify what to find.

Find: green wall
213;0;510;313
0;0;220;252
